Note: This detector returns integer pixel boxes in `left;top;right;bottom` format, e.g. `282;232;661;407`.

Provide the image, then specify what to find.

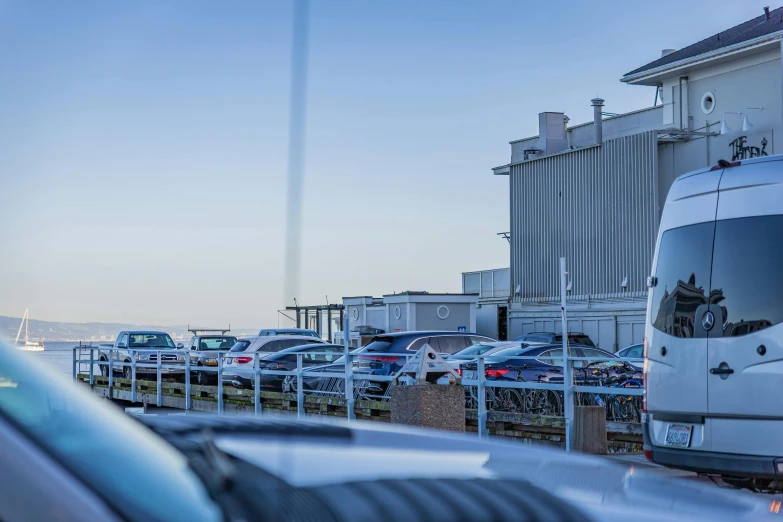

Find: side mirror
117;343;126;349
177;343;184;349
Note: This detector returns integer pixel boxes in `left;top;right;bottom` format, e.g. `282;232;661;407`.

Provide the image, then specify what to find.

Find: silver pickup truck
97;330;186;380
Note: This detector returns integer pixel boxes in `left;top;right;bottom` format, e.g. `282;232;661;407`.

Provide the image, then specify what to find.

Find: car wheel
123;364;132;381
197;365;206;386
100;358;108;377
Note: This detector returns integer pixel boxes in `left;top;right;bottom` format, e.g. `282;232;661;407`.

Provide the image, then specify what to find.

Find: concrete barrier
390;384;465;432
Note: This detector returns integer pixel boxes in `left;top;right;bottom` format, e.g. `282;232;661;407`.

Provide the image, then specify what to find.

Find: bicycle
577;365;641;422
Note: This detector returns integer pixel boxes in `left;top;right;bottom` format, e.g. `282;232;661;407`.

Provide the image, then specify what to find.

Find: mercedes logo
702;311;715;331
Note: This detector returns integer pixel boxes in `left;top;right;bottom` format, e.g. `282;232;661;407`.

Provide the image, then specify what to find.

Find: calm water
28;341;103;377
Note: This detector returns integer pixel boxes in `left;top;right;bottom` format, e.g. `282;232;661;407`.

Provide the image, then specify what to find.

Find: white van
643;155;783;484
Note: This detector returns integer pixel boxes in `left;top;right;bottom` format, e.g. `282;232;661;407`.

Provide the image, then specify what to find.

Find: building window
437;306;450;320
701;91;716;115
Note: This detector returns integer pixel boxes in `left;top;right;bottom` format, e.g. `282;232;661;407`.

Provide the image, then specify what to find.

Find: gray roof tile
624;7;783;78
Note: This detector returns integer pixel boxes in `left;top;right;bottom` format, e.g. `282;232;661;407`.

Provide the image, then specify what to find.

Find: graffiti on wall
729;136;768;161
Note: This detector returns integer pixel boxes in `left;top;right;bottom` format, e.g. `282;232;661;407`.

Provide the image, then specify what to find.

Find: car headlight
177;354;185;361
134;354;148;361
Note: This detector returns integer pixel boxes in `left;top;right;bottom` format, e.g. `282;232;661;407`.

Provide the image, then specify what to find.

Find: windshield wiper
188;430;236;497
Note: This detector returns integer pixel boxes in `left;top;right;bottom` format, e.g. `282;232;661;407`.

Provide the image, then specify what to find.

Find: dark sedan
293;331;495;399
460;344;641;385
227;344;344;390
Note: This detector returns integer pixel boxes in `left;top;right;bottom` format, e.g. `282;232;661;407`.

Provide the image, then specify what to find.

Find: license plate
205;360;217;367
664;423;693;448
225;358;233;364
462;370;477;380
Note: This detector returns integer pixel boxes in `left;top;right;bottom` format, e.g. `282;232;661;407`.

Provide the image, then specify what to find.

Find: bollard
391;346;465;433
185;350;191;410
296;353;304;418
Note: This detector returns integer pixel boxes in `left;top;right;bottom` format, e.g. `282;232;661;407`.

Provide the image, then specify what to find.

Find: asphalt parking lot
607;453;783;500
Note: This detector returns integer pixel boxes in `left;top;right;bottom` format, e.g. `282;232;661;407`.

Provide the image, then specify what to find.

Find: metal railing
72;344;643;449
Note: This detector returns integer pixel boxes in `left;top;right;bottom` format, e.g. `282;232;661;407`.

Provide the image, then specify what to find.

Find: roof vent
661;49;677;57
764;6;771;21
536;112;568;156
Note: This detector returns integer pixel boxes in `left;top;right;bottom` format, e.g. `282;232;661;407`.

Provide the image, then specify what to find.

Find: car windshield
128;333;175;349
450;345;494;359
0;344;221;521
488;347;527;359
360;337;394;353
230;340;253;352
198;337;238;350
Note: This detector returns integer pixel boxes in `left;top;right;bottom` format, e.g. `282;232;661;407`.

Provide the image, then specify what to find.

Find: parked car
459;344;641;415
460;344;640;384
2;340;777;521
223;335;325;386
186;332;238;385
97;330;185;380
617;343;644;360
258;328;320;338
293;331;496;398
352;325;385;336
226;343;345;390
444;341;522;370
514;332;596;347
644;156;783;489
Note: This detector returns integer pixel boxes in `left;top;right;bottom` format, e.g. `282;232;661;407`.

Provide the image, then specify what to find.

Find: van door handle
709;367;734;375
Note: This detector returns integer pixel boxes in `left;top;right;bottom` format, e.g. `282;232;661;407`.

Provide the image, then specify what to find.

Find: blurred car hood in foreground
140;414;781;522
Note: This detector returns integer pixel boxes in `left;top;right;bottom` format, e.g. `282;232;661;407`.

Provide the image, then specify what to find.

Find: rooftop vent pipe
591;98;605;145
661;48;677;57
765;6;770;21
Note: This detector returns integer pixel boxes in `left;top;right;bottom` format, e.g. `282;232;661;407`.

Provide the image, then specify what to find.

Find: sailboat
15;309;44;352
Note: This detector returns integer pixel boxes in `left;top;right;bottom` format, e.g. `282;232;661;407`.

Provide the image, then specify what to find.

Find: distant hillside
0;316;261;342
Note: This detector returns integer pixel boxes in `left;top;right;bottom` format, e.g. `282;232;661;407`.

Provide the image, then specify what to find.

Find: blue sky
0;0;767;326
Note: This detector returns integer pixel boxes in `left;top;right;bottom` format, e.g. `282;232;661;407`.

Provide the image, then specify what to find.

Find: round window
394;306;401;320
352;308;359;321
437;305;450;320
701;91;716;115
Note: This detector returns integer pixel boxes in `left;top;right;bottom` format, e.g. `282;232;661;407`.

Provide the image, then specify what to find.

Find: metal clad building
490;8;783;351
510;131;657;302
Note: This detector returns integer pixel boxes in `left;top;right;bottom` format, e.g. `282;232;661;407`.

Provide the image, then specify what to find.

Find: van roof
675;154;783;183
669;154;783;202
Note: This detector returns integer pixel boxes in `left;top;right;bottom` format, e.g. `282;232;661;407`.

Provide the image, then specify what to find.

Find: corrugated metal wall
510;131;657;302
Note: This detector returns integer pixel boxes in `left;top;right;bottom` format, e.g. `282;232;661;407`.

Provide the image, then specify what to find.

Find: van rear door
708;161;783;456
645;169;721;452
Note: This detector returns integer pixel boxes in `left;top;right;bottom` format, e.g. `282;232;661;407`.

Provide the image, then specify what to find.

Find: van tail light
644;449;652;461
235;356;253;364
455;368;462;376
486;368;510;378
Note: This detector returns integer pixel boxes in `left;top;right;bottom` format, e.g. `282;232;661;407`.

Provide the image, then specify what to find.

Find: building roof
623;6;783;79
